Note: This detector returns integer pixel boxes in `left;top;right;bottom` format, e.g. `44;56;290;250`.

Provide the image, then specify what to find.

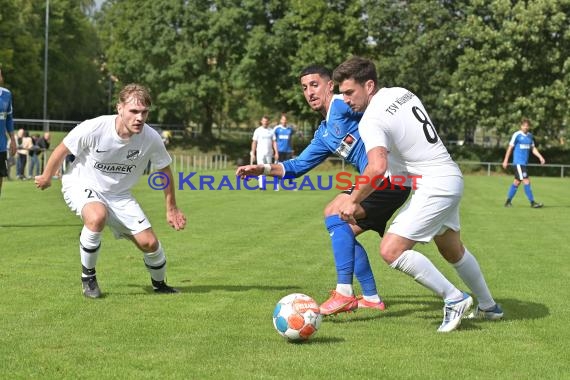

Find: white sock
335;283;354;297
453;247;496;309
144;242;167;282
80;226;101;278
390;250;463;302
258;175;266;189
362;294;381;303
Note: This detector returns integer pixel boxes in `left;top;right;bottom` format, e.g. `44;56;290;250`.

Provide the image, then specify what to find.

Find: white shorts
62;183;152;239
388;176;463;243
257;153;273;164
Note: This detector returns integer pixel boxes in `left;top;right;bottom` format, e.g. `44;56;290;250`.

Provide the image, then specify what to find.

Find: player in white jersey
333;57;503;332
35;84;186;298
250;115;278;190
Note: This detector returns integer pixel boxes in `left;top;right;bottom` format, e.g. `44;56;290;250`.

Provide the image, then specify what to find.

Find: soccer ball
272;293;322;342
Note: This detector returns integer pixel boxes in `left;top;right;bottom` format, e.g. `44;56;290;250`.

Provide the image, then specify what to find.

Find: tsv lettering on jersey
94;162;136;173
386;91;415;115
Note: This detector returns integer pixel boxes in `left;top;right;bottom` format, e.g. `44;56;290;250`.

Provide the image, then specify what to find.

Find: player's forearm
351;146;388;203
265;163;285;177
351;164;384;204
163;188;178;212
503;146;513;162
41;143;69;177
532;148;544;160
8;134;16;155
161;166;179;211
252;163;285;177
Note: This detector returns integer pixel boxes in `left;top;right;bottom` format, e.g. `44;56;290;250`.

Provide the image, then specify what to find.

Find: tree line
1;0;568;146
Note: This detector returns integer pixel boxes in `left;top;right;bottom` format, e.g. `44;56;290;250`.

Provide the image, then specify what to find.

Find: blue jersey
0;86;14;153
282;95;367;177
508;130;534;165
274;125;294;153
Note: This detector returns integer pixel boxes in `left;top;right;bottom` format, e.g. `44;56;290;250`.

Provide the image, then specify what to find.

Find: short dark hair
521;117;531;126
299;65;332;80
333;56;377;86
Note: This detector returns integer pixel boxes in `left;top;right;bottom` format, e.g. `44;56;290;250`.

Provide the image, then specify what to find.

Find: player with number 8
333;56;503;332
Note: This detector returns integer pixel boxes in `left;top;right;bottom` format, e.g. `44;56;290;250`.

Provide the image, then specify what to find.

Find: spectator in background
28;133;41;178
6;146;15;180
37;132;51;172
502;118;546;208
0;68;17;196
161;130;172;146
16;128;33;180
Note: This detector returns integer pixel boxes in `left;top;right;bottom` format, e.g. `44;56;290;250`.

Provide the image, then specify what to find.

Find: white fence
325;158;570;178
163;155;570;178
456;161;570;177
169;154;229;172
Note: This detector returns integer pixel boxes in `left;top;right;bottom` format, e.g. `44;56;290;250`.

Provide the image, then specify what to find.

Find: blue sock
507;184;518;200
354;240;378;297
524;184;534;202
325;215;355;284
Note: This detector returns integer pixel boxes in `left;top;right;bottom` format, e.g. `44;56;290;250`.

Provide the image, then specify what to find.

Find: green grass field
1;172;568;379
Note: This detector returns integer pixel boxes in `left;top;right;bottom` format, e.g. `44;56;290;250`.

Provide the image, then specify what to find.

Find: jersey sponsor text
94;162;137;174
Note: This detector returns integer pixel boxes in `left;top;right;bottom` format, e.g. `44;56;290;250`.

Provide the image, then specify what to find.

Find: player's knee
380;234;411;264
323;204;335;217
379;243;399;265
323;194;348;217
323;201;338;217
82;204;107;231
139;237;159;253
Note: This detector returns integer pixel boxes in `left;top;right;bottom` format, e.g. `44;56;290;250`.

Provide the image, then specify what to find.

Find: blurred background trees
0;0;568;147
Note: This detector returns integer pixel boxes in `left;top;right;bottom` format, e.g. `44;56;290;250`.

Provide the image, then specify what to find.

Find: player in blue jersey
237;65;411;315
502;118;545;208
274;114;295;161
273;114;295;187
0;68;17;197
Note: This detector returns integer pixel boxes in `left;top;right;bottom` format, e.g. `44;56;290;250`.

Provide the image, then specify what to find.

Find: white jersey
252;126;275;156
62;115;172;195
359;87;461;192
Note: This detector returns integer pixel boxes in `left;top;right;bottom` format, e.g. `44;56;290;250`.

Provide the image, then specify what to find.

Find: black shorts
513;165;529;181
0;151;8;177
278;151;293;162
343;180;411;236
